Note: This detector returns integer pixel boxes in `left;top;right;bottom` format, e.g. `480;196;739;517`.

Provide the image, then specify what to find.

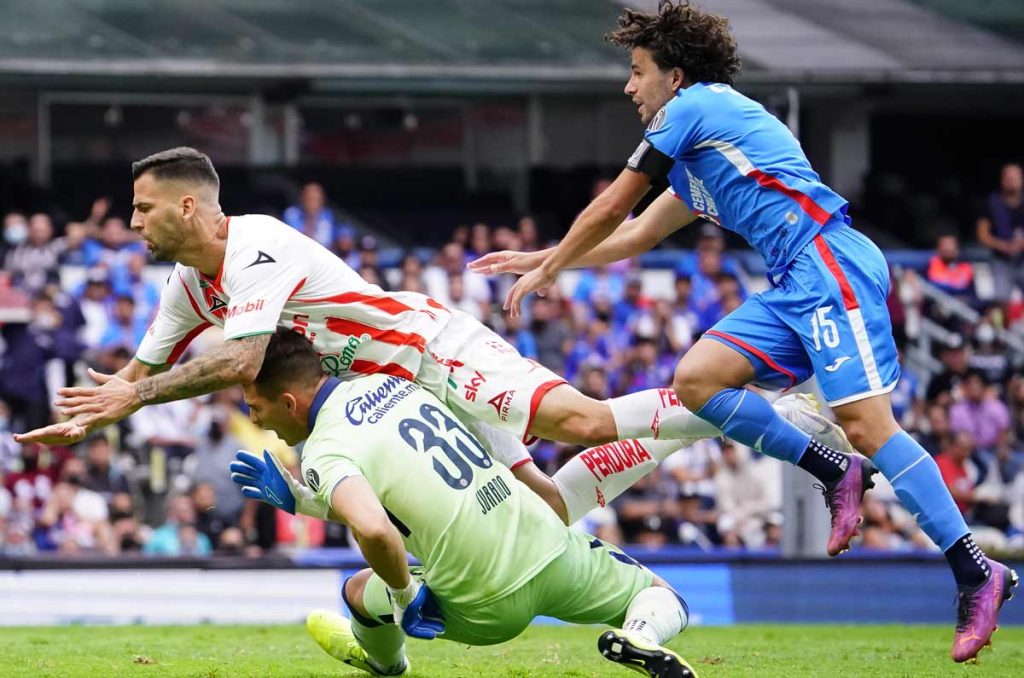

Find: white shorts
417;310;567;445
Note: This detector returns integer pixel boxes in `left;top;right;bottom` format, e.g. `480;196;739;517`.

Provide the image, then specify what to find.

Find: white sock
622;586;688;646
463;418;533;469
552;438;683;524
350;615;407;674
606;389;720;441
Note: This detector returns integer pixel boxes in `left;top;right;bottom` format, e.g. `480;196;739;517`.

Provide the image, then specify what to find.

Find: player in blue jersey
470;1;1015;662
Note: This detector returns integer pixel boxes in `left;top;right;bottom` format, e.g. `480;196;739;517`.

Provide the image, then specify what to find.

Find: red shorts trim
812;234;859;311
522;379;568;444
705;329;798;388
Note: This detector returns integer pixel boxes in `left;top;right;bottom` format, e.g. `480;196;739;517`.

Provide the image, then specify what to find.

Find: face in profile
130;173;190;262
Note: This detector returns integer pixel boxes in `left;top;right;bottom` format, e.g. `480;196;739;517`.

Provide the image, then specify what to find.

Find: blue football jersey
641;83;849;276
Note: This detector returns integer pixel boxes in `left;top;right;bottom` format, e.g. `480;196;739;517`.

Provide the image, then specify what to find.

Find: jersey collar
308;376;343;433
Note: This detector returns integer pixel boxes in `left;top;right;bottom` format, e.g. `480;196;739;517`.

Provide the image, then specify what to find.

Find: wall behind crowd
2;168;1024;560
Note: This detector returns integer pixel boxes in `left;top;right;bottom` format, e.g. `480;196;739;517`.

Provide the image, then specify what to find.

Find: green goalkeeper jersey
300;374;569;606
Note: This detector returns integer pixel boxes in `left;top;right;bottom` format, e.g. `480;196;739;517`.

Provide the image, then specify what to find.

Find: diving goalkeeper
230;328;696;678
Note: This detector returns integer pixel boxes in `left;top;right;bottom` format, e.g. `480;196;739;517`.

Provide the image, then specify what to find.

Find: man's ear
180;194;196;221
283;392;298;415
672;67;686;90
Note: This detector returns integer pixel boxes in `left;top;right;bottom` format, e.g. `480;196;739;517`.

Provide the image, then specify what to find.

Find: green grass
1;623;1021;677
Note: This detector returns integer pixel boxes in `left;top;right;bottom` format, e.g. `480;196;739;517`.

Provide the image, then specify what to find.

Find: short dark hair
132;147;220;189
253;328;325;398
606;1;742;85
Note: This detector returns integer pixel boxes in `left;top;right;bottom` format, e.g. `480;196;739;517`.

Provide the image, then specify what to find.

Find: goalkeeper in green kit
230;329;695;678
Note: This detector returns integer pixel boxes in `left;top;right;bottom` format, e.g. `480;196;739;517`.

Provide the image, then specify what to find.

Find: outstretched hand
503;267;556;318
468;250;545;276
14;369;129;445
13;420;89;446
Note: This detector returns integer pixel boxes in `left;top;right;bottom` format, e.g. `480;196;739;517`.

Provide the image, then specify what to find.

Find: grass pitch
2;623;1021;677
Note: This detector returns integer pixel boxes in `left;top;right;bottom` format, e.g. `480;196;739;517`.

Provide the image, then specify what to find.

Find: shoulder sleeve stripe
178;273;209;322
167;321;213;365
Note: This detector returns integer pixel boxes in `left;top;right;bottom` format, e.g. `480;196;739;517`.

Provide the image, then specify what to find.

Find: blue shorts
707;225;900;407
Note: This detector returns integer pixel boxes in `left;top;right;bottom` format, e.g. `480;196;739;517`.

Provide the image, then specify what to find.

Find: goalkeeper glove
229;449;329;519
389;580;445;640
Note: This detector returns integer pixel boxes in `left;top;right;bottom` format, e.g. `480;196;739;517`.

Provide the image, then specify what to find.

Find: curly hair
606;1;742;85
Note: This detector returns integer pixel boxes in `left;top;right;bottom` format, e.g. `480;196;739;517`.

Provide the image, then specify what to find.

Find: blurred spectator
925;337;970;404
620;337;675;394
1009;374;1024;445
446;273;488;322
968;319;1010;386
190;391;246;532
664;438;719;514
889;351;921;427
397;252;425;293
948;371;1010;451
190;482;232;548
3;444;67;515
691;249;740;331
926;234;974;297
80;435;130;503
576;363;612;400
573;265;626;308
36;458;112;554
664;276;698;354
674;223;742;279
4;213;64;294
911;402;952;456
517;215;539;252
973;439;1019;533
357;235;389;291
530;296;571;374
976;163;1024;301
424;242;490;309
108;491;145;553
2;211;29;264
129;400;198;462
936;432;979;516
111;252;161;322
0;295;62;431
0;399;21;471
82;216;144;272
612;471;674;547
613;276;650;330
76;268;115;349
143;494;211;557
99;295;148;352
714;441;781;548
283;182;338;249
565;313;616;382
333;226;359;268
468;223;492;260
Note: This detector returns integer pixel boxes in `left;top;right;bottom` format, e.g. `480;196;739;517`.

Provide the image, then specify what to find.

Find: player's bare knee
343;569;373;617
672;363;712;411
839;419;883;457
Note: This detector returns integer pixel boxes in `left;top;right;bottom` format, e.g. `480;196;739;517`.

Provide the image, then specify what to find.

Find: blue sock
695;388;810;465
872;431;972;557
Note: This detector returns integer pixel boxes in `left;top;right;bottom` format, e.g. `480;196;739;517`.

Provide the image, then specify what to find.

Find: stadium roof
1;0;1022;93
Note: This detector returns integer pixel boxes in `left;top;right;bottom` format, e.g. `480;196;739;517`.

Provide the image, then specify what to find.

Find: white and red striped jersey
135;214;452;382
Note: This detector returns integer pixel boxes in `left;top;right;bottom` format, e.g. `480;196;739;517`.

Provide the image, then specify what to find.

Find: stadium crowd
2;167;1023;559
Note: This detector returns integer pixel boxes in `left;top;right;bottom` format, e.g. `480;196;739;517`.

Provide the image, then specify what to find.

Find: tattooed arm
134;333;271;405
16;334;271;445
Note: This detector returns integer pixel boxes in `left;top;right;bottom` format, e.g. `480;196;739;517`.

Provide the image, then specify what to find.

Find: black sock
796;439;849;485
945;534;990;588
